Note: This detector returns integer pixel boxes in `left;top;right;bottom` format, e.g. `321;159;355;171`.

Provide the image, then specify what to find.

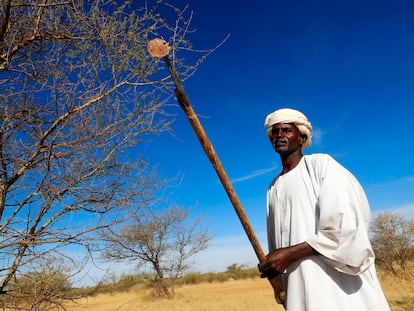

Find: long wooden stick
162;56;286;305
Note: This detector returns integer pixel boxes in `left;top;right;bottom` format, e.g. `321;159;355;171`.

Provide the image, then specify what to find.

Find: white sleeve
306;156;374;275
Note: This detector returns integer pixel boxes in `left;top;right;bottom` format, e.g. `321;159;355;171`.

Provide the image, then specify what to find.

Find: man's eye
271;128;292;135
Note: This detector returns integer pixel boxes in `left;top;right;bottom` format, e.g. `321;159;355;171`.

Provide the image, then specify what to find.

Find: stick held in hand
147;38;286;305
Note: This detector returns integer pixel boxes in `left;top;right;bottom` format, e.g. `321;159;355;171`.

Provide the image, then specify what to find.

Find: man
258;108;390;310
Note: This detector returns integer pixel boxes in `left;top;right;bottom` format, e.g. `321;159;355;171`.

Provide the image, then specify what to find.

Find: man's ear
300;134;307;145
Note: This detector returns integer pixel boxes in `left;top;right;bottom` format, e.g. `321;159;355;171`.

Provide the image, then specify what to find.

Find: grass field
65;278;282;311
64;268;414;311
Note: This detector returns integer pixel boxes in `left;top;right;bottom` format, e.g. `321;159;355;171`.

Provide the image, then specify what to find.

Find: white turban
264;108;313;149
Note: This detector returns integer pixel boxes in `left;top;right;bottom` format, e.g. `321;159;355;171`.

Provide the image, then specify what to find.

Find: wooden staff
147;39;286;306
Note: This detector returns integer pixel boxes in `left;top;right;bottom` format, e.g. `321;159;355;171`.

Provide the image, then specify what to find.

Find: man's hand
258;242;316;279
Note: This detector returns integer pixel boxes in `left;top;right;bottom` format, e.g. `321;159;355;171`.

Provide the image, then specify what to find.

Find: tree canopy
0;0;219;305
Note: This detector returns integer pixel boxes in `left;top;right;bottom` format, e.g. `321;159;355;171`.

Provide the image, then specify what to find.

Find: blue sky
131;0;414;275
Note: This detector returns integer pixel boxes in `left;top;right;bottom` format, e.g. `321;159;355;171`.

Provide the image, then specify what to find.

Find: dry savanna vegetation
66;278;283;311
62;263;414;311
1;1;413;311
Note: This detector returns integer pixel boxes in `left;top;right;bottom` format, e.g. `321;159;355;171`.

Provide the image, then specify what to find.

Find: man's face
268;123;305;154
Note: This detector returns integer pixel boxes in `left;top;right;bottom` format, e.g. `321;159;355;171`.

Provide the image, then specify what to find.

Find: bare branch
101;205;211;298
0;0;223;307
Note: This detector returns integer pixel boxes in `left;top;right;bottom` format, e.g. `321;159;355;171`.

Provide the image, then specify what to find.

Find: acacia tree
101;206;211;298
0;0;219;306
371;212;414;275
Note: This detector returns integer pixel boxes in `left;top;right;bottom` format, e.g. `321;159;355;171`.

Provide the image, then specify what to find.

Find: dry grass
64;278;283;311
63;263;414;311
376;264;414;311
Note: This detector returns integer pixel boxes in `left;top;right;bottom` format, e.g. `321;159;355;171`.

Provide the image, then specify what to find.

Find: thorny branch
0;0;225;308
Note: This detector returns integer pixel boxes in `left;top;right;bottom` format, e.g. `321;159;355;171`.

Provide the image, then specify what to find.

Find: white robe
267;154;390;311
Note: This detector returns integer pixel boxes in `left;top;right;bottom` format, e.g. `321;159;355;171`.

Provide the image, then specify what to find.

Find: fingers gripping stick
147;38;286;306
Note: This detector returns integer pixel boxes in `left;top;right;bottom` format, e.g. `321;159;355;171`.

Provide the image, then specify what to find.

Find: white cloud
312;127;323;145
402;176;414;183
191;232;268;272
231;165;278;184
387;203;414;218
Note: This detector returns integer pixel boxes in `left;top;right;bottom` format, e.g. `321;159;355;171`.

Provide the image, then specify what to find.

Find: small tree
101;206;211;298
370;212;414;275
